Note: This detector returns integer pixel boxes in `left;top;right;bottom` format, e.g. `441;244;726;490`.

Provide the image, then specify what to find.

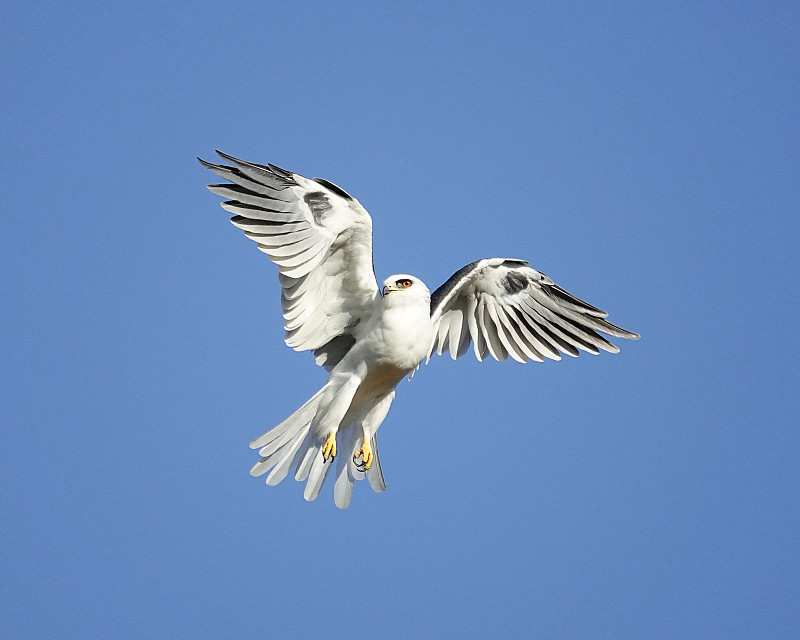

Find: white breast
361;297;433;373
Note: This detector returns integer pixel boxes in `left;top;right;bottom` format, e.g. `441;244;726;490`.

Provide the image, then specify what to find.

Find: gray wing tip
600;319;640;341
215;150;279;172
204;151;296;189
197;156;219;170
267;163;294;179
215;149;236;162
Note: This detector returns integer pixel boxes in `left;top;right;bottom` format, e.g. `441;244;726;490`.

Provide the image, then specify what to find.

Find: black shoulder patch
303;191;332;223
313;178;354;201
502;270;529;295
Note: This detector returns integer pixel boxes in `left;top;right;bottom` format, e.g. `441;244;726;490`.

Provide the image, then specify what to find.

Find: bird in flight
199;151;639;508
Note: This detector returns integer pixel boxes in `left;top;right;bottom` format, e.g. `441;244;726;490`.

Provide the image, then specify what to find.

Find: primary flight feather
200;151;639;508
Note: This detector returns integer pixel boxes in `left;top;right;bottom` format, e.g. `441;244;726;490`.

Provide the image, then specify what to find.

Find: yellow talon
354;438;373;471
321;432;337;462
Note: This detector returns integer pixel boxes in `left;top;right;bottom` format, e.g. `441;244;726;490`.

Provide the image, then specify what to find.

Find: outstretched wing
200;151;379;369
428;258;639;363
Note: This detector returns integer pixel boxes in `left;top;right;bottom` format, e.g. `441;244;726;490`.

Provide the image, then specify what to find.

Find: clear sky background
2;2;798;639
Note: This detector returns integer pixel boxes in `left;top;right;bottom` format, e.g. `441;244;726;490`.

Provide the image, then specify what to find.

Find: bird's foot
354;438;373;471
321;431;337;462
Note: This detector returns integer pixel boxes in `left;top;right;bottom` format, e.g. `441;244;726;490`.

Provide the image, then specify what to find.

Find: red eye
397;279;413;288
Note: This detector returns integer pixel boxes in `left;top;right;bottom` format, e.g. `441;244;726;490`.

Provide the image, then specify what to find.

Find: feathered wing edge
428;258;639;363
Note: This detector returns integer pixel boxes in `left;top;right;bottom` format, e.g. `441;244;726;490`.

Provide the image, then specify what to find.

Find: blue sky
2;2;798;638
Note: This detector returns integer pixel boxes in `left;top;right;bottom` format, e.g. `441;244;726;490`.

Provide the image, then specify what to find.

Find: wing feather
446;307;465;360
201;152;379;367
494;303;545;363
220;201;302;220
428;258;638;363
487;300;527;363
462;295;483;360
249;234;322;257
519;297;613;353
479;298;508;361
507;306;563;360
207;183;293;208
230;218;308;235
203;163;290;198
242;225;317;241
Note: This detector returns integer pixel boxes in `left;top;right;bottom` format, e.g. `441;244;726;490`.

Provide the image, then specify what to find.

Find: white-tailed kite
200;151;639;508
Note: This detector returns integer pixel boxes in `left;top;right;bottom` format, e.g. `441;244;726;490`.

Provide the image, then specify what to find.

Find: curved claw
353;439;373;471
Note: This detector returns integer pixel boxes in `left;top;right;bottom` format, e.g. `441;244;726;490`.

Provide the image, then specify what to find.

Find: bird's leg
352;390;395;472
353;428;373;471
313;372;362;464
321;431;337;462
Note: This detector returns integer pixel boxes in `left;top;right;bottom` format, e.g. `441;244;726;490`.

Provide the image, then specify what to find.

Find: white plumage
200;151;639;508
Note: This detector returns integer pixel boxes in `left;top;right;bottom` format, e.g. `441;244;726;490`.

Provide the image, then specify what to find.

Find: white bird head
381;274;430;303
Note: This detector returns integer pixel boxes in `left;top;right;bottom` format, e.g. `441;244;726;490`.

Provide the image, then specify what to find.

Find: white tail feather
249;385;387;508
249;389;324;450
294;436;317;482
304;450;333;501
266;425;311;486
333;424;360;509
366;434;387;493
